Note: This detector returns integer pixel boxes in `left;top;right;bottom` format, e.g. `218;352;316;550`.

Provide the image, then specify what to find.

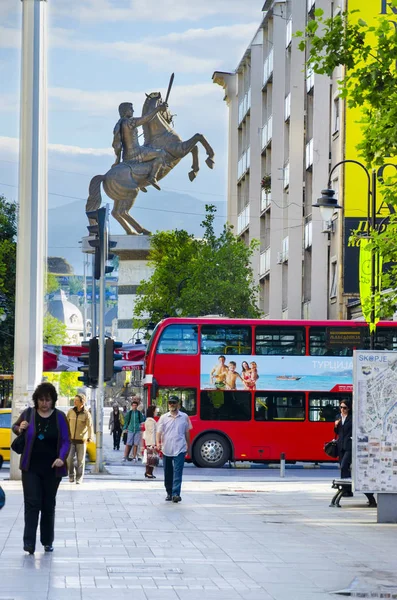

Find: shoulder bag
324;439;338;459
11;408;33;455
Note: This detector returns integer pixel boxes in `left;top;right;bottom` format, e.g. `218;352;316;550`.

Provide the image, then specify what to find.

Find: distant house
47;290;83;345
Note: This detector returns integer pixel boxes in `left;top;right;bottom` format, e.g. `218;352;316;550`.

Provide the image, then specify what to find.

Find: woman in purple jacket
12;382;70;555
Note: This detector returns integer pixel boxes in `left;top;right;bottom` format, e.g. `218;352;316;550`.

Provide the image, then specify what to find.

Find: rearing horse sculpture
86;92;215;235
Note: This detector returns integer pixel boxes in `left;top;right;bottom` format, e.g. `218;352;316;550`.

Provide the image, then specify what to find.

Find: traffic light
78;338;99;387
86;207;117;280
104;338;123;381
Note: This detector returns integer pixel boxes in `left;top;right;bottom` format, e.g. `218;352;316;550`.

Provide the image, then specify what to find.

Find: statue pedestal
113;235;152;343
82;234;152;344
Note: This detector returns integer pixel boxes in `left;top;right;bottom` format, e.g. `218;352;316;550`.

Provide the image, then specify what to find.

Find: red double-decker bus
143;317;397;468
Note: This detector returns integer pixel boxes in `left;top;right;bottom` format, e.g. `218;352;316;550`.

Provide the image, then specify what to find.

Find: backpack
0;486;5;510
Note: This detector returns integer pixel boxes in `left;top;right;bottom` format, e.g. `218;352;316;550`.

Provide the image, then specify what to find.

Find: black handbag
122;431;128;445
11;408;32;455
324;439;338;458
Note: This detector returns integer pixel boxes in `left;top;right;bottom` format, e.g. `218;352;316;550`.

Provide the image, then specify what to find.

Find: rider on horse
112;101;168;191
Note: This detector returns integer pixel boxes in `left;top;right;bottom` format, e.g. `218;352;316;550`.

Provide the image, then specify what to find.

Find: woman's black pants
340;449;352;479
22;470;61;550
113;428;121;450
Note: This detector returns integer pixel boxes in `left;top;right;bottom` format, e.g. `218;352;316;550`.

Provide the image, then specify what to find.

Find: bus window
309;326;372;356
309;393;350;421
375;328;397;351
157;325;198;354
200;390;251;421
255;327;305;355
154;388;197;416
255;392;305;421
200;326;251;355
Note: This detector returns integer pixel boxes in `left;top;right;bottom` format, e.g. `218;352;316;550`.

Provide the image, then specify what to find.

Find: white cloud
49;82;218;116
51;0;262;23
0;135;112;158
154;23;259;44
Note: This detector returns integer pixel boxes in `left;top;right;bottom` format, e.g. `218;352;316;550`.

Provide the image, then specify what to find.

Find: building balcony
237;204;250;235
237;147;250;180
263;49;274;85
238;88;251;125
305;138;313;170
261;115;273;150
261;189;271;212
285;93;291;121
260;247;271;276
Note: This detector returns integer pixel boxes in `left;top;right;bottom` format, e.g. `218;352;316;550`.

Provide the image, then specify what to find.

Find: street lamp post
313;160;379;350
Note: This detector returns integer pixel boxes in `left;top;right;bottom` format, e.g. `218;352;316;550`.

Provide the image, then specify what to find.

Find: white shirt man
156;396;192;503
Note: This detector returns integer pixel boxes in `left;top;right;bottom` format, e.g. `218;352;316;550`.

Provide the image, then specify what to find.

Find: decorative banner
42;343;145;372
359;239;382;331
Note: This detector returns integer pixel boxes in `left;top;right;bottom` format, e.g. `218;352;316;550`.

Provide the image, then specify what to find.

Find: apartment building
213;0;347;320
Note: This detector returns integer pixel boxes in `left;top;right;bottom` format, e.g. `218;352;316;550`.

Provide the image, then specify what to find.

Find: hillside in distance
48;190;225;274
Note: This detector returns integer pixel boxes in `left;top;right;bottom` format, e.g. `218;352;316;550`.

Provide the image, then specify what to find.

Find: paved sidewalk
1;475;397;600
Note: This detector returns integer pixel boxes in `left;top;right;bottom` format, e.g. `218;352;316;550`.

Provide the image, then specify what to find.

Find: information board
353;350;397;493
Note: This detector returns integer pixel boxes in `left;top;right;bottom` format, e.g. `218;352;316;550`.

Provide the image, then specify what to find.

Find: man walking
156;396;192;503
66;394;93;484
122;399;145;463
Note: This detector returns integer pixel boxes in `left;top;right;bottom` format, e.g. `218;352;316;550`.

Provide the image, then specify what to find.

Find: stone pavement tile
174;591;243;600
261;587;334;600
238;592;274;600
143;590;180;600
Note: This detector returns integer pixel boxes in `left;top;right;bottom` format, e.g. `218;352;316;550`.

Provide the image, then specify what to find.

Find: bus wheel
193;433;230;468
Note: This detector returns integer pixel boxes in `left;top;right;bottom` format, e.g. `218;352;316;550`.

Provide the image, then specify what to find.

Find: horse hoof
140;186;148;193
188;171;196;182
206;157;215;169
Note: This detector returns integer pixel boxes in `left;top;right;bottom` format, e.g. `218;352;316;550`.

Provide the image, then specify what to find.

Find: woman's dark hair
146;405;156;418
32;382;58;409
241;361;249;371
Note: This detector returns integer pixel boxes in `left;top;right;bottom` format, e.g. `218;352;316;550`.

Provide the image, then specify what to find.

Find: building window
255;392;305;421
333;98;340;134
330;260;337;298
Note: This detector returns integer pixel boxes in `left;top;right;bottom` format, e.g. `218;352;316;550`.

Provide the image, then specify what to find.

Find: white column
11;0;48;480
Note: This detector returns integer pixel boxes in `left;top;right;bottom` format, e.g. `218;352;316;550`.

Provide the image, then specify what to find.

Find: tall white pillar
11;0;48;480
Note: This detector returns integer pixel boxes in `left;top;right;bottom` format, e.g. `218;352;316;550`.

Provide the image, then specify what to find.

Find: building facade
214;0;350;320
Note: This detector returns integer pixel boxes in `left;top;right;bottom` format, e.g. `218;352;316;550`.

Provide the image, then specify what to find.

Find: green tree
0;195;17;372
46;273;59;295
43;314;67;345
296;5;397;317
133;205;260;325
68;276;83;295
59;372;81;399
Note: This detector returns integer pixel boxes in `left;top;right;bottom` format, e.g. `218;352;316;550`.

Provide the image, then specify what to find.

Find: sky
0;0;264;272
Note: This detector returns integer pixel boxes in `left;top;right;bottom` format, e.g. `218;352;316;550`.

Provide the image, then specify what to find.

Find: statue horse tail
86;174;104;213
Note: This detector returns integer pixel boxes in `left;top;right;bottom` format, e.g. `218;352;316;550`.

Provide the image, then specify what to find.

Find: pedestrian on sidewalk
156;395;192;503
143;405;158;479
122;399;145;463
334;400;376;507
12;382;70;555
109;404;124;450
66;393;93;484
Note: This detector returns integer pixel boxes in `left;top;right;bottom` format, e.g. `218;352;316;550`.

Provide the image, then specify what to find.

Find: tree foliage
43;314;67;345
46;273;59;295
133;205;261;325
0;195;17;372
296;4;397;318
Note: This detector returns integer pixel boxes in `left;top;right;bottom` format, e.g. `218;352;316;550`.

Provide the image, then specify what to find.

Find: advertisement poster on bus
200;355;353;392
353;350;397;493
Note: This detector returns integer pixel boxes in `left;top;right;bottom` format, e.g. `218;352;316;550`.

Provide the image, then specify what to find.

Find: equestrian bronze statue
86;78;215;235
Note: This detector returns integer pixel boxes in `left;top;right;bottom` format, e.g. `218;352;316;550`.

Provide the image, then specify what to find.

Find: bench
330;479;377;508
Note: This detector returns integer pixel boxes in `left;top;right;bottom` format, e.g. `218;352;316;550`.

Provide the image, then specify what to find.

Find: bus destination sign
326;328;363;348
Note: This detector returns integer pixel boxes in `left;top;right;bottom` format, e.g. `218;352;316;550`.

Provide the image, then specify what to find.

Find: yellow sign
359;239;382;330
345;0;397;219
